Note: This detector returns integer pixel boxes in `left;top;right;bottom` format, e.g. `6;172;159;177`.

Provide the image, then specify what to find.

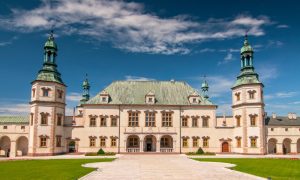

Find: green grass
0;158;115;180
193;158;300;180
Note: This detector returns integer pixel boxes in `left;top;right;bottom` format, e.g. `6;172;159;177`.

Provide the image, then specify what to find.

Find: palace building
0;33;299;157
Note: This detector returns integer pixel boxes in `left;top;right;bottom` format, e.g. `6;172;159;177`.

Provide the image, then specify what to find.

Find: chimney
292;113;297;120
272;113;276;119
288;113;293;120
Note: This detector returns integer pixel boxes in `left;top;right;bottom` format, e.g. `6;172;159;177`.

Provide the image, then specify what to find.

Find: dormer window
188;91;200;104
145;91;155;104
99;90;109;104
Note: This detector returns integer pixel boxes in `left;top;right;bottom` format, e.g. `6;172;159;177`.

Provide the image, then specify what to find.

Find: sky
0;0;299;116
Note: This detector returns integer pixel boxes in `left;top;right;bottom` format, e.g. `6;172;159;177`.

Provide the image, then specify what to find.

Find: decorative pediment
160;110;174;114
235;136;242;140
181;136;190;139
144;110;157;113
192;136;200;139
202;136;210;140
88;114;98;118
110;136;118;139
110;115;120;118
66;137;80;141
181;115;190;118
89;136;97;139
191;115;200;119
249;136;258;139
99;136;108;139
201;115;210;119
39;135;49;138
99;115;109;118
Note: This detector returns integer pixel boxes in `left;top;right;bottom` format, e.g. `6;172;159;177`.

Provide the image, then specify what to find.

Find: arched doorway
68;141;76;153
297;139;300;153
144;135;156;152
222;142;229;153
160;135;173;152
268;138;277;154
0;136;11;157
127;135;140;152
282;138;292;154
16;136;28;156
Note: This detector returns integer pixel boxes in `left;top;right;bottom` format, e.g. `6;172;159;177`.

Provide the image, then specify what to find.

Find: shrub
196;147;204;154
97;148;105;155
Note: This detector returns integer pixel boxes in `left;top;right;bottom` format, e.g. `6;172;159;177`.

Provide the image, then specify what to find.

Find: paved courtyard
80;154;265;180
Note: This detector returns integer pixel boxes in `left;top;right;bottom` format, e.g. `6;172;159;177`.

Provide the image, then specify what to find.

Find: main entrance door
144;135;156;152
68;141;76;153
222;142;229;153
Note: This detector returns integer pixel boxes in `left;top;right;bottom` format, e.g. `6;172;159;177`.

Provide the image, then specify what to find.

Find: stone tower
232;35;265;154
28;31;66;156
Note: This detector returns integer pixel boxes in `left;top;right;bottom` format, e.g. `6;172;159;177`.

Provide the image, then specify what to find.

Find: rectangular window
250;138;257;148
203;139;209;148
182;139;188;148
237;139;241;148
40;137;47;147
42;89;49;97
162;112;172;127
30;113;34;126
182;117;188;127
192;118;198;127
90;117;96;127
21;126;25;130
236;116;241;127
236;93;241;101
111;118;117;127
128;112;139;127
128;137;139;147
111;138;117;147
56;136;61;147
202;118;209;127
90;138;96;147
100;117;107;127
32;89;36;98
57;115;62;126
41;114;48;125
193;139;198;147
250;116;256;126
145;112;156;127
58;90;63;99
100;138;106;147
3;126;7;129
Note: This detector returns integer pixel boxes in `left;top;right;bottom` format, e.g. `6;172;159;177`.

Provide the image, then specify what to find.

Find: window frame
145;112;156;127
128;112;139;127
162;112;173;127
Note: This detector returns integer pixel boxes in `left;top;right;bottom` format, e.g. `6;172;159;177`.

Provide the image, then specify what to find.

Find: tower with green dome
231;35;266;155
29;31;66;156
80;74;90;104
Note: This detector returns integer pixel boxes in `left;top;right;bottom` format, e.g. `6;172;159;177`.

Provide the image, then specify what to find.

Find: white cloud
0;0;272;55
66;92;82;102
125;75;155;81
199;48;215;53
0;36;18;46
216;103;232;116
0;103;29;115
206;76;235;97
276;24;289;29
218;52;236;65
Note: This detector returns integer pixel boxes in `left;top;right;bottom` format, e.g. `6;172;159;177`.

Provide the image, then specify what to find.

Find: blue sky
0;0;299;116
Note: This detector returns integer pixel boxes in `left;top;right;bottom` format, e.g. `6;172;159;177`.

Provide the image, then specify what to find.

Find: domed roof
44;32;57;50
201;80;209;89
240;35;253;54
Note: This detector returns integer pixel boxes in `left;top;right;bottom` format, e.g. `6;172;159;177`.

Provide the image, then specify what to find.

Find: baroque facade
0;33;299;157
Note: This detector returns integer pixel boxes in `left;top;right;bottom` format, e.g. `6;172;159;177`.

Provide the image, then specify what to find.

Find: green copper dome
240;36;253;54
201;81;209;89
83;79;90;88
44;33;57;50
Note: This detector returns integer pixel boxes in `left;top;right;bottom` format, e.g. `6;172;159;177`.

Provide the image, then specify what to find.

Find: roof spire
201;75;209;99
81;73;90;103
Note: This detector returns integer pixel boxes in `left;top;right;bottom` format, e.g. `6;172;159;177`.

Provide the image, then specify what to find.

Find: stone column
156;140;160;152
173;140;176;153
10;141;16;158
276;143;283;154
140;140;143;152
124;140;127;152
291;143;297;154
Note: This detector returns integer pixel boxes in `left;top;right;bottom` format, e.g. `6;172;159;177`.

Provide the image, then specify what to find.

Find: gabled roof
86;81;214;106
0;116;29;125
265;116;300;126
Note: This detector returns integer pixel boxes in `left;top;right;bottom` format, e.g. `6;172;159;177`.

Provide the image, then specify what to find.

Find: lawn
0;158;115;180
193;158;300;180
